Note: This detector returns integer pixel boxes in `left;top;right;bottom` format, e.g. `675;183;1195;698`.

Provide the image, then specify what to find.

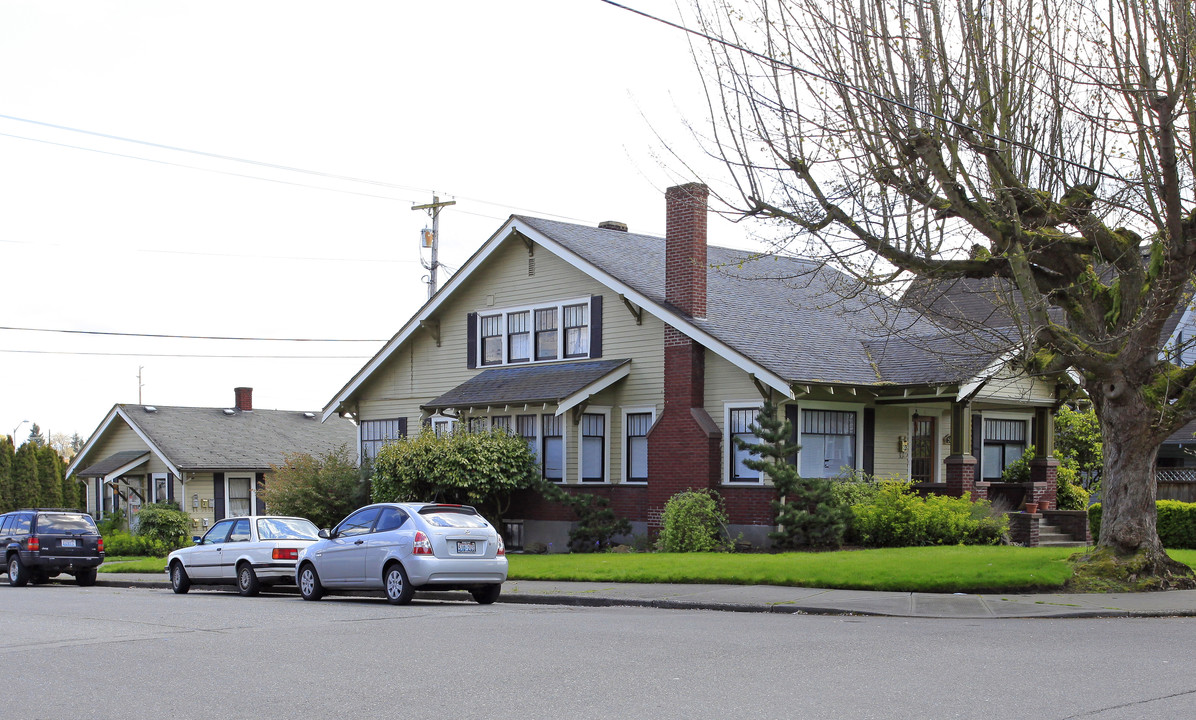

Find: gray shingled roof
864;329;1019;385
76;450;149;478
517;216;957;386
120;404;357;471
423;359;631;410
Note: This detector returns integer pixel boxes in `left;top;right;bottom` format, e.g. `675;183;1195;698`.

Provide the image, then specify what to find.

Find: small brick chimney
665;183;709;319
234;387;253;412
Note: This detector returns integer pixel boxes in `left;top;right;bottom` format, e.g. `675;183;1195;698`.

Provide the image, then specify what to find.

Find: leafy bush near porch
134;502;190;550
102;531;170;557
657;489;730;552
1089;501;1196;548
1055;460;1090;510
850;482;1007;547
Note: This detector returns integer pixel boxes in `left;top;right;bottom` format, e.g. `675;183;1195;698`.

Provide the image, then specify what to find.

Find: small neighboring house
65;387;356;533
322;184;1074;548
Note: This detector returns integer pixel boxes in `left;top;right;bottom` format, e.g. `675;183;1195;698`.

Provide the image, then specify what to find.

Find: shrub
372;428;538;527
97;514;127;536
261;446;370;529
1055;460;1090;510
1000;446;1036;483
134;503;191;551
103;531;170;557
1090;501;1196;549
657;489;730;552
851;482;1007;547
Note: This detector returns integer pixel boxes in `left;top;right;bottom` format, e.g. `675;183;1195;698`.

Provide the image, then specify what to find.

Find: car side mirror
318;528;331;539
192;536;202;545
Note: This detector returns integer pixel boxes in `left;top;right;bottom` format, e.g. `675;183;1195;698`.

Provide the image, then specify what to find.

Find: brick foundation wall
721;486;778;526
944;455;979;498
1029;458;1059;506
1007;511;1041;546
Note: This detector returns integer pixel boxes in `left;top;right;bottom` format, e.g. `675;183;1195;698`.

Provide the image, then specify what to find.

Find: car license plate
61;539;77;548
456;540;476;554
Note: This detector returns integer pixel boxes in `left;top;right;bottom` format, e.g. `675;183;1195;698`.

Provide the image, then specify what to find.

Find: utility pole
137;366;145;404
412;194;456;300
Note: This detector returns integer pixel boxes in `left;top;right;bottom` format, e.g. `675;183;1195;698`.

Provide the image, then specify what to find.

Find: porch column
1029;406;1058;507
944;400;980;499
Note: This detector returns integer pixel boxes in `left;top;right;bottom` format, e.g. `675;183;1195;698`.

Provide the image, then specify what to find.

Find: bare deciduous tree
688;0;1196;582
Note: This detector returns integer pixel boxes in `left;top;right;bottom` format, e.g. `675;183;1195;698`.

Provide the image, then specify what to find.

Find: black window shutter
255;473;267;515
167;473;175;503
213;473;226;521
862;408;875;476
466;312;477;369
590;294;603;358
971;414;983;482
399;418;408;438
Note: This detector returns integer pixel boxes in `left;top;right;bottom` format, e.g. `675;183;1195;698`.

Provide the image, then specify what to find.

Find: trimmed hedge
1089;500;1196;549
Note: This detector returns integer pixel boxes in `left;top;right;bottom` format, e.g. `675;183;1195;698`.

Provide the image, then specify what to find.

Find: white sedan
166;515;320;596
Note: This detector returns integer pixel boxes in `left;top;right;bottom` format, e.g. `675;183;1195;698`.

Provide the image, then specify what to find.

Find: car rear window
257;517;320;541
419;510;488;529
37;514;98;534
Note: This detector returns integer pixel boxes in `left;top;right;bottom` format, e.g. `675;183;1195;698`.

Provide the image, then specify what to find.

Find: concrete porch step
1037;522;1087;547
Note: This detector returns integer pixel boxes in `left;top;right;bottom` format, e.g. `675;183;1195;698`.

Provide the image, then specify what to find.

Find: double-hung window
799;410;857;478
580;413;605;482
625;412;651;482
481;315;503;366
728;407;762;482
564;304;589;357
982;418;1027;480
517;415;538;462
542;414;564;481
360;418;407;463
507;312;531;363
491;415;512;432
535;309;558;361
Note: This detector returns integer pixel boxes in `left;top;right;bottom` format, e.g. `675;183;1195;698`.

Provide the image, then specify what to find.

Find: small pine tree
26;423;45;447
11;443;40;509
735;401;850;549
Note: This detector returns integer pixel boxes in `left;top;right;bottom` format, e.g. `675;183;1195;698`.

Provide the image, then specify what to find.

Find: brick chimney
234;387;253;412
665;183;709;319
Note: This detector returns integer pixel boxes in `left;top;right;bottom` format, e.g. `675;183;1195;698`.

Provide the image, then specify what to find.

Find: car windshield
419;510;489;529
256;517;320;541
37;514;98;534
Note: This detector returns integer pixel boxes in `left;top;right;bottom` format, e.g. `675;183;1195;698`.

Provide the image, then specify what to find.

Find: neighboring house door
910;416;936;483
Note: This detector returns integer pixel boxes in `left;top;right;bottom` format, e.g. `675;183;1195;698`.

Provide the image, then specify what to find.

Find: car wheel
298;563;323;601
237;563;261;596
8;555;28;587
170;562;191;594
384;563;414;605
470;584;502;605
75;568;97;587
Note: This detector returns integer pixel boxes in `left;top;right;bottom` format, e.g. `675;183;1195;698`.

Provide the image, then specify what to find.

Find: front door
911;416;936;483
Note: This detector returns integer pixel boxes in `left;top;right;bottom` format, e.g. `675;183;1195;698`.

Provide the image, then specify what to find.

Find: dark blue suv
1;509;105;587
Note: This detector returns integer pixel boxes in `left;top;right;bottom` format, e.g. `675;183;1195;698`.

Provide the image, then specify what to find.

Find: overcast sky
0;1;767;446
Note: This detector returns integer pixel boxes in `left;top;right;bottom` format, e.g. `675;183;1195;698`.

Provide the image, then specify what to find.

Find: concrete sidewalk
93;572;1196;618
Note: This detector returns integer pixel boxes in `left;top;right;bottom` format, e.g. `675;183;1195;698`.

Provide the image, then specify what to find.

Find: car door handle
354;540;364;545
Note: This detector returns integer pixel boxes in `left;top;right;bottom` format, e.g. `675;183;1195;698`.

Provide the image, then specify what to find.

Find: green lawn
99;557;168;574
509;547;1196;593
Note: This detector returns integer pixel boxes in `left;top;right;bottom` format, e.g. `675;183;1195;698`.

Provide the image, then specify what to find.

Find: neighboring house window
799;409;857;478
564;304;589;357
432;416;456;437
580;413;605;482
542;414;564;481
481;314;503;365
491;415;512;432
468;417;488;434
508;312;531;363
151;473;169;503
983;418;1027;480
625;412;652;482
728;406;762;482
535;308;558;361
361;418;407;463
227;476;254;517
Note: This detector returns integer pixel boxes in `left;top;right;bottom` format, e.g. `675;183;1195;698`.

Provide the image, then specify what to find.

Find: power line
0;349;370;359
0;326;386;342
600;0;1118;181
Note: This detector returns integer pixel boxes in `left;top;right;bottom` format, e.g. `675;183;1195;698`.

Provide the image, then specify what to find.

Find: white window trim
795;401;865;479
151;472;170;504
225;475;257;518
724;401;765;484
477;296;592;368
578;406;612;484
978;411;1033;481
621;406;657;484
430;414;458;437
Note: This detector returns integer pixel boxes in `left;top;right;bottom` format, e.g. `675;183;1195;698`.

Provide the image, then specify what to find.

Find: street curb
91;577;1196;618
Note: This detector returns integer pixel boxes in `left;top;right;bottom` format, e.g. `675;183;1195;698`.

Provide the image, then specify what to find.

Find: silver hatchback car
295;502;507;605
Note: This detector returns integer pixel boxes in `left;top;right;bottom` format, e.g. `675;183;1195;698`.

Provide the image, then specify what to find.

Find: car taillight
272;548;299;561
496;534;505;556
412;531;433;555
27;537;39;552
97;537;104;553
